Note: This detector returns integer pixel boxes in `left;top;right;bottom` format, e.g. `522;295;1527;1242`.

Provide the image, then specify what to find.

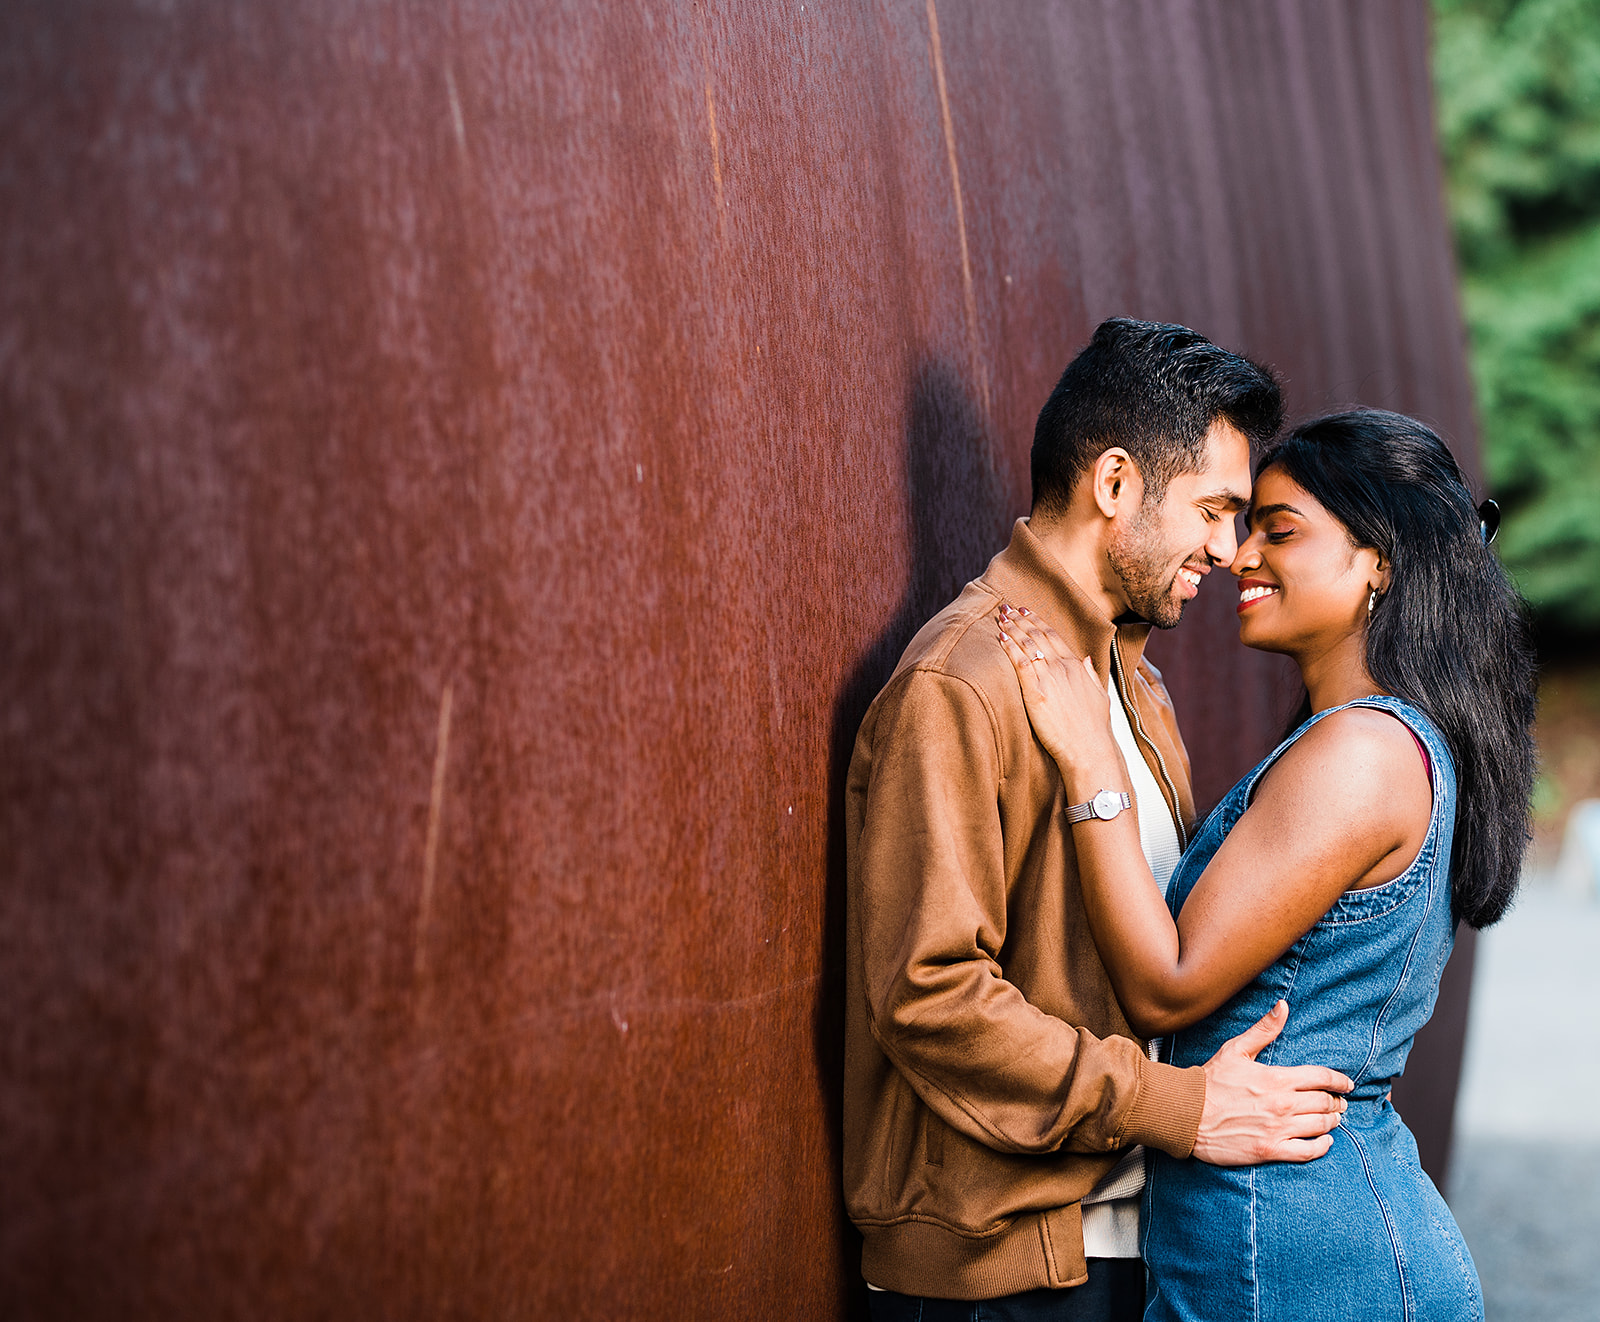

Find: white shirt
1080;672;1183;1258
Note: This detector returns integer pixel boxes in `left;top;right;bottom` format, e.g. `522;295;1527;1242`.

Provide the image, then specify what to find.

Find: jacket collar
978;517;1153;686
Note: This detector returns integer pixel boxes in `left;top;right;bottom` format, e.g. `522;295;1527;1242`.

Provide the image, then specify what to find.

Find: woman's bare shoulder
1258;704;1431;816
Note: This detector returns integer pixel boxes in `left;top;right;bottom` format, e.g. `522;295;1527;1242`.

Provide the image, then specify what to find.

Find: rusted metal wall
1;2;1478;1318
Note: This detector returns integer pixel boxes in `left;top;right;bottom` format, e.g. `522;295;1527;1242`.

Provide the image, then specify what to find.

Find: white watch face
1092;789;1123;820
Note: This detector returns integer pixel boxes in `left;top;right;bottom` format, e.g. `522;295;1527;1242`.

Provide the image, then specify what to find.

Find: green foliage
1433;0;1600;629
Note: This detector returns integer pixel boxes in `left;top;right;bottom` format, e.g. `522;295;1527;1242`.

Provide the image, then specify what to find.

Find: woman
995;409;1535;1321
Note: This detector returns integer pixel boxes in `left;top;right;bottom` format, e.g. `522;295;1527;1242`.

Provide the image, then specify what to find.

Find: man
843;318;1353;1320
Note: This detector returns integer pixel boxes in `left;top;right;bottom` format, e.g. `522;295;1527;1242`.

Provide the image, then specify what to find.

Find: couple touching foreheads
843;318;1534;1322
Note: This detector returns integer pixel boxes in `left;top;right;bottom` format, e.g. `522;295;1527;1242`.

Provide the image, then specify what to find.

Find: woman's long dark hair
1260;409;1536;928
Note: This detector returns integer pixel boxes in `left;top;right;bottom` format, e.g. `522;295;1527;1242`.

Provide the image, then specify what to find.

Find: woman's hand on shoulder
993;605;1116;777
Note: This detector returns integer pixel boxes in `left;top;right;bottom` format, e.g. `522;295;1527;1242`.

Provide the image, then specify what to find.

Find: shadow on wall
816;357;1016;1317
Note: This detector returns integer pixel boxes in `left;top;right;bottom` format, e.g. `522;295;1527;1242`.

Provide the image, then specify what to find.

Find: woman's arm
996;607;1430;1036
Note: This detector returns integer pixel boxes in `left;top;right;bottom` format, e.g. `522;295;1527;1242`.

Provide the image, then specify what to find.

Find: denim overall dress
1141;696;1483;1322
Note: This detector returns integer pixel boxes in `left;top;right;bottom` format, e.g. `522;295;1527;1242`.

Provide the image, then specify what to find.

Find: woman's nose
1230;535;1262;575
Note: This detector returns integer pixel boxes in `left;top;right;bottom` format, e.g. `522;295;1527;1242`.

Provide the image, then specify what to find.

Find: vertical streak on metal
705;75;727;229
925;0;988;416
444;64;467;159
701;4;728;249
415;681;454;980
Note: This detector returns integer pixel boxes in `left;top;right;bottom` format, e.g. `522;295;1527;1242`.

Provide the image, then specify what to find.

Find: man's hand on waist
1191;999;1353;1166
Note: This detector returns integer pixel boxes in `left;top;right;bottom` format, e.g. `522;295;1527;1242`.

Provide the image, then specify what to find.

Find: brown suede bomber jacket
843;518;1209;1300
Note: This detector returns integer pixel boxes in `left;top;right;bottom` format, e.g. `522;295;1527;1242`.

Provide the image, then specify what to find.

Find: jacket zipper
1111;635;1188;851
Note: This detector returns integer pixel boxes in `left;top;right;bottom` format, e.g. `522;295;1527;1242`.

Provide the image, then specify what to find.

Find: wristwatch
1066;789;1132;824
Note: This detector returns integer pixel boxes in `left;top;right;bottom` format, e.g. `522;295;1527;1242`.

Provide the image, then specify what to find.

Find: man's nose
1205;516;1239;566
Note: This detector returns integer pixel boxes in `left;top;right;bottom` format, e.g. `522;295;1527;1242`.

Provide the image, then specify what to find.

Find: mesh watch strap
1066;790;1132;823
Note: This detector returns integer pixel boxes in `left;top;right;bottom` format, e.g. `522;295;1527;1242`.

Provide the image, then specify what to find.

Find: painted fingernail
1019;607;1031;616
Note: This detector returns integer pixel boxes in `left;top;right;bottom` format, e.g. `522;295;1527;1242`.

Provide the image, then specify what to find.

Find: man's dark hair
1030;317;1282;515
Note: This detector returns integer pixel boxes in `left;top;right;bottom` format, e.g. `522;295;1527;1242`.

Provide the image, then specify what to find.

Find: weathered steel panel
1;2;1477;1317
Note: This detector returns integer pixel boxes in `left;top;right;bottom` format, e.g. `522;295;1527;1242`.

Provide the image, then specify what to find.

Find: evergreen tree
1433;0;1600;632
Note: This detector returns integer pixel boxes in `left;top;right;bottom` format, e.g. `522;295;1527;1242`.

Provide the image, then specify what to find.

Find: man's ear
1089;447;1142;520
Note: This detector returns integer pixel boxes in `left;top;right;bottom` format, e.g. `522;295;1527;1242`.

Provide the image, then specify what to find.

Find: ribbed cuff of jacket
1118;1058;1207;1159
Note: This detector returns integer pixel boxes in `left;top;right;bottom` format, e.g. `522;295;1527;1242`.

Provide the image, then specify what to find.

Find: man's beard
1108;506;1188;630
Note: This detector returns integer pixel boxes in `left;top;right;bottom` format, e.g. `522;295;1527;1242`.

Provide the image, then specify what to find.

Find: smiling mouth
1178;567;1202;589
1237;584;1279;607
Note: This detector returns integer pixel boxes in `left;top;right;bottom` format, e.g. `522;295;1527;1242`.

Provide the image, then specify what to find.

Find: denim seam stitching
1258;949;1305;1069
1360;762;1450;1083
1249;1159;1261;1322
1348;1126;1414;1322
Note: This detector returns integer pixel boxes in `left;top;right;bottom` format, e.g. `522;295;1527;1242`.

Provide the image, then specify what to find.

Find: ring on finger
1031;651;1045;662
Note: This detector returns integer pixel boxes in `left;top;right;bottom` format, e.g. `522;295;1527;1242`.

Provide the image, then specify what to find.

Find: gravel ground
1447;882;1600;1322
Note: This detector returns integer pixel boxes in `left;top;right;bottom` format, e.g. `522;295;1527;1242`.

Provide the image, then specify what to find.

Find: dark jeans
866;1259;1145;1322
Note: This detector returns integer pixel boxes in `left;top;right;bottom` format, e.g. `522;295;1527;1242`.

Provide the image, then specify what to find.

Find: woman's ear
1365;550;1392;598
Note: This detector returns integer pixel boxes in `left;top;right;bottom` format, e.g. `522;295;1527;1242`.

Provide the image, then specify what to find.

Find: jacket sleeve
856;667;1204;1159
